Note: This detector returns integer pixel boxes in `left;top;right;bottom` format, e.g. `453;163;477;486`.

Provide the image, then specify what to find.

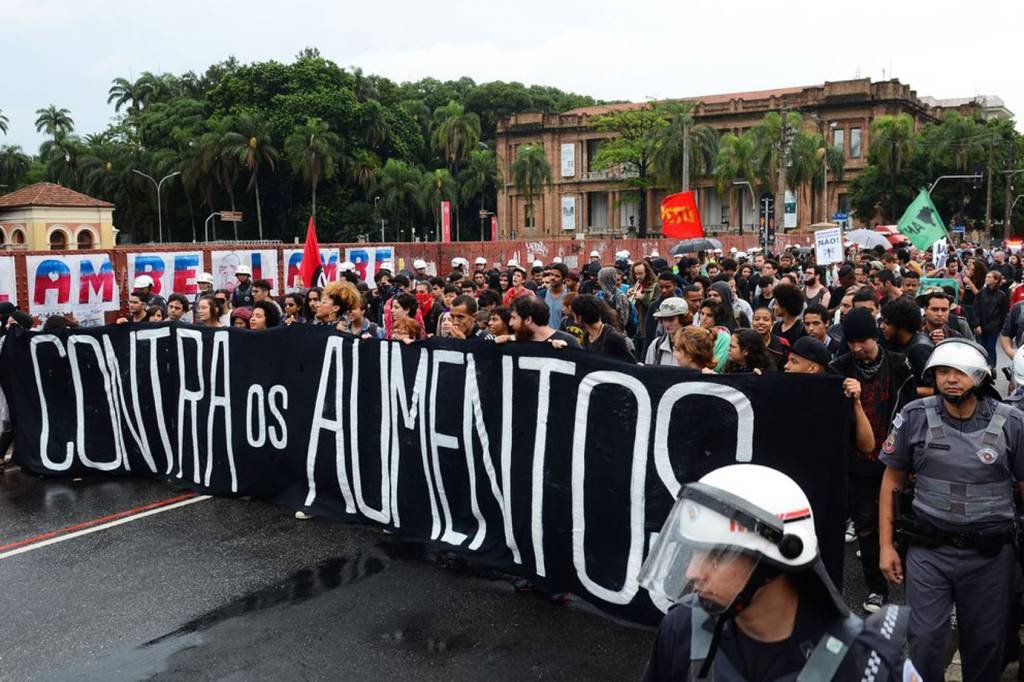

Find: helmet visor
640;494;762;614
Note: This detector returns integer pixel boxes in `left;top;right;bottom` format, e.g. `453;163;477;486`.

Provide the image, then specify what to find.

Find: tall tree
284;117;341;220
0;110;8;136
590;105;665;236
0;146;30;191
421;168;458;239
870;113;916;220
712;132;758;234
459;148;500;239
349;149;380;196
431;100;481;176
107;77;147;115
653;102;718;192
374;159;423;240
34;106;74;142
224;112;278;240
200;118;242;237
509;144;552;231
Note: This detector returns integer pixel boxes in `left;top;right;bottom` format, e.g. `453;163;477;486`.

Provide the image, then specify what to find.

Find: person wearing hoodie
596;266;633;335
707;281;750;328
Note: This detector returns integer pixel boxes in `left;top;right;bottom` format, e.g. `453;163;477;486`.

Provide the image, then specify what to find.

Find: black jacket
975;285;1009;334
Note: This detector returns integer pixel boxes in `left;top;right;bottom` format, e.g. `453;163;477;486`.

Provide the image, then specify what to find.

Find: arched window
10;229;25;245
49;230;68;250
76;229;95;249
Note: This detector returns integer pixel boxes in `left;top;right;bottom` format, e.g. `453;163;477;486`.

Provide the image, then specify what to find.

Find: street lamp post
133;169;181;242
928;173;983;196
203;212;219;242
732;180;756;237
373;196;384;242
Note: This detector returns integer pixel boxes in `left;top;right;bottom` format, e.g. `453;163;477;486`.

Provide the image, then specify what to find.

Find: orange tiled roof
0;182;114;209
563;85;811;116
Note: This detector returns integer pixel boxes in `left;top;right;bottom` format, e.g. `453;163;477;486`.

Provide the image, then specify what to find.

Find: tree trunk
254;172;264;241
311;183;317;220
682;122;691;192
229;192;238;240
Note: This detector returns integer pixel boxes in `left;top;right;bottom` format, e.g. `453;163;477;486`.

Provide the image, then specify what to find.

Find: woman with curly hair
672;326;717;372
724;328;772;374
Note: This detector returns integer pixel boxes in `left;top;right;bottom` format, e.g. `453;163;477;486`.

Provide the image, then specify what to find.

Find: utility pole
776;106;787;238
985;132;995;236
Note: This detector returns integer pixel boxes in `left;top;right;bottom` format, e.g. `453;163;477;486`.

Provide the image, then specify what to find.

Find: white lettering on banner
570;371;651;605
205;332;235;490
500;356;521;564
136;328;175;475
653;382;755;499
101;335;159;475
175;329;205;484
305;337;356;512
68;335;123;472
31;334;73;471
268;385;288;449
463;354;503;553
247;386;267;448
388;344;433;532
351;340;390;525
429;350;469;544
518;356;577;577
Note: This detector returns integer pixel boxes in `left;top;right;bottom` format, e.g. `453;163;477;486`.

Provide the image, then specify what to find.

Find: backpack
599;290;638;337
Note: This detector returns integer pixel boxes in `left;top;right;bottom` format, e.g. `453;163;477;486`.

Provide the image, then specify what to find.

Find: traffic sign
220;211;243;222
951;224;966;234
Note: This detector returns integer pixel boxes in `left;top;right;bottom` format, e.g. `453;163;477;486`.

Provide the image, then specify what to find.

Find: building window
77;230;95;249
837;193;851;215
721;204;729;226
10;229;25;245
586;139;603;172
49;230;67;250
588;192;609;229
850;128;862;158
833;129;845;154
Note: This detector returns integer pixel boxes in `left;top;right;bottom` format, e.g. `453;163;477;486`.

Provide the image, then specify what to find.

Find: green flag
896;189;947;250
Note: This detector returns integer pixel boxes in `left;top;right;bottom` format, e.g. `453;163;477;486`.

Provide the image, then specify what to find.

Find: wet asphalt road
0;468;657;681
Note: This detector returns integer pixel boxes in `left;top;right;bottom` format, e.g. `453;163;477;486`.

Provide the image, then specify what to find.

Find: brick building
495;78;1001;238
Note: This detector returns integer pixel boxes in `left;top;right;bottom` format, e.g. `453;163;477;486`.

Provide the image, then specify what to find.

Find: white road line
0;495;212;561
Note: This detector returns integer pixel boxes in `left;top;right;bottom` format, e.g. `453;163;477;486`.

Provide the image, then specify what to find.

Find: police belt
893;488;1014;553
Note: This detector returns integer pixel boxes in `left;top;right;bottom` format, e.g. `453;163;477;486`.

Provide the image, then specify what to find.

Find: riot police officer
640;464;913;681
879;337;1024;681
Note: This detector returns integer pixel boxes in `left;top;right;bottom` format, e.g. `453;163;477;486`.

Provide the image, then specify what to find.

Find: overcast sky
2;0;1021;151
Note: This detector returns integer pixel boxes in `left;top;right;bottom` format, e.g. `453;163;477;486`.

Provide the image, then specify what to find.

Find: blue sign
832;212;848;221
951;225;966;233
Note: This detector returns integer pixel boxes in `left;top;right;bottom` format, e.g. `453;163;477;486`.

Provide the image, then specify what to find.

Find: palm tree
349;149;380;195
459;148;500;240
431;100;481;175
421;168;458;239
34;106;74;142
652;103;718;191
107;77;146;115
199;118;242;237
510;144;552;230
284;117;341;220
374;159;423;240
0;146;30;191
712;132;758;235
870;113;917;220
39;134;84;186
361;99;388;150
808;138;845;222
223;112;278;240
0;110;8;136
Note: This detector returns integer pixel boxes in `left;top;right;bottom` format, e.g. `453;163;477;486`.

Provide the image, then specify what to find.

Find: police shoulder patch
882;431;897;454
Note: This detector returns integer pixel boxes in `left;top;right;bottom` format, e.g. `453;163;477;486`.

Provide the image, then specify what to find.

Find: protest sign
211;250;280;294
918;277;960;303
814;227;844;265
126;252;203;298
27;254;120;321
345;246;395;286
932;238;949;270
283;248;340;292
2;326;849;624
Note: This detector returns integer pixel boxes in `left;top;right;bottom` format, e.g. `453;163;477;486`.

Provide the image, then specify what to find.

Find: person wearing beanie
783;336;831;374
828;307;917;614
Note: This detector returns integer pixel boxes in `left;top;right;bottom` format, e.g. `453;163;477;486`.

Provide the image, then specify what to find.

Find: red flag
490;215;498;241
660;191;704;239
299;216;324;288
441;201;452;242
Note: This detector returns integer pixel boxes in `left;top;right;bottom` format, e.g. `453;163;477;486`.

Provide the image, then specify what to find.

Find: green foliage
510;144;552;229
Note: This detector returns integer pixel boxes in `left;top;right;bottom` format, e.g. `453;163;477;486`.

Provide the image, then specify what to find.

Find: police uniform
881;394;1024;681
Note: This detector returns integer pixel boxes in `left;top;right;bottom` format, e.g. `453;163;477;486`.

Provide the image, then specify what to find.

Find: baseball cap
652;297;688;318
133;274;154;289
235;265;252;276
413;259;427;269
789;337;831;368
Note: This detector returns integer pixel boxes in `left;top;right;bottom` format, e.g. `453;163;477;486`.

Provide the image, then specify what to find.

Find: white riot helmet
641;465;819;615
923;337;991;388
1013;346;1024;387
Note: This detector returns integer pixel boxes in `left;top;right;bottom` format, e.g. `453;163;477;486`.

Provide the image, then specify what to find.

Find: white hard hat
413;259;427;270
589;250;600;258
133;274;154;289
552;257;563;264
650;250;660;258
924;337;991;387
379;261;393;272
196;272;214;285
475;256;487;265
532;259;543;268
235;265;252;276
730;247;738;254
339;262;356;272
640;464;818;610
507;259;518;267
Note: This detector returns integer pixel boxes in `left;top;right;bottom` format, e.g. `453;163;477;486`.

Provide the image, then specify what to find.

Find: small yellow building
0;182;115;250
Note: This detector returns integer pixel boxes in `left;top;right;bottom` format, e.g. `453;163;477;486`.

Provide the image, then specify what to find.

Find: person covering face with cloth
878;337;1024;682
640;464;914;681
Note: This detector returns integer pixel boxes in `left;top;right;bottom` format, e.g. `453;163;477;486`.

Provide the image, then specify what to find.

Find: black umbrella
671;238;723;255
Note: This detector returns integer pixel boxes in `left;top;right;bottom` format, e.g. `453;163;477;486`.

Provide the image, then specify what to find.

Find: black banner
1;324;850;624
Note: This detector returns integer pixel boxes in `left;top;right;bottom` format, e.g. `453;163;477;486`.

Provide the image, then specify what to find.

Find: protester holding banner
166;294;191;323
570;294;635;363
195;296;225;328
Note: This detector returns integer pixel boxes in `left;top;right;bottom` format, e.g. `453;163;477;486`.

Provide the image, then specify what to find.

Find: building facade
0;183;116;250
495;78;999;239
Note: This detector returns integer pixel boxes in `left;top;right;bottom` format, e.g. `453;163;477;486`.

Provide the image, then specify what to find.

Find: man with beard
918;288;960;342
828;308;916;614
802;265;831;308
496;297;580;348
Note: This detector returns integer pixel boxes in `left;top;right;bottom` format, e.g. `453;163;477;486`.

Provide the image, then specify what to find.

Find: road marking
0;493;212;560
